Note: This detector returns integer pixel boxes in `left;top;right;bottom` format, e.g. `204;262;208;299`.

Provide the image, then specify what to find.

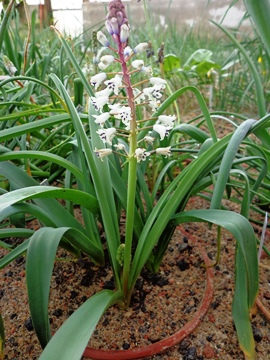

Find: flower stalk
89;0;176;306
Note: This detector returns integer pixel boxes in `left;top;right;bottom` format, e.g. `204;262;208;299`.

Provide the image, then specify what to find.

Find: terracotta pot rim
83;226;214;360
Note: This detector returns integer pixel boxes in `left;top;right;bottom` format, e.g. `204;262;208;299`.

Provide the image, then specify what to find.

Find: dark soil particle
80;270;95;286
183;346;197;360
52;308;63;317
24;317;34;331
102;277;115;290
177;258;190;271
122;342;130;350
252;324;263;343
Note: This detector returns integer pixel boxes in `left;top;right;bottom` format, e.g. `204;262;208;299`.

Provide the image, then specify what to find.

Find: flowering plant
0;1;264;359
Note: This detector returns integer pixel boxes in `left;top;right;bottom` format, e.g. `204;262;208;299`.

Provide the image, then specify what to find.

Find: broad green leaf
26;228;105;349
173;209;258;358
0;162;89;235
49;74;121;288
138;85;217;143
0;186;99;215
170;123;209;143
0;151;84;183
194;60;220;76
184;49;213;66
244;0;270;59
39;290;123;360
163;54;180;72
233;245;256;360
130;133;233;289
0;239;30;269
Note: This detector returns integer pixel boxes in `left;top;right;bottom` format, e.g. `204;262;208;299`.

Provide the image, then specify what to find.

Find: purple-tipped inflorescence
90;0;176;163
105;0;128;37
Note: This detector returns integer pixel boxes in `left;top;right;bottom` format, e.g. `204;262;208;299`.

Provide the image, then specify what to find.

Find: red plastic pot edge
83;227;214;360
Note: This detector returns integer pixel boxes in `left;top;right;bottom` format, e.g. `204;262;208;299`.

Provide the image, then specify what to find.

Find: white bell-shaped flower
153;124;172;141
157;115;176;127
91;95;110;112
97;31;110;47
133;43;148;54
90;72;107;90
104;75;122;95
94;148;112;161
134;148;150;163
96;127;116;145
156;146;171;157
131;60;144;69
93;113;110;128
150;77;167;89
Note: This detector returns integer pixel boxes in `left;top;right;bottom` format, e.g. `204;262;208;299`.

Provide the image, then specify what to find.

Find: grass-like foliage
0;1;269;359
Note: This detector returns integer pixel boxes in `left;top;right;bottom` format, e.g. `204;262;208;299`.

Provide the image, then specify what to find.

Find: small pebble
52;308;63;317
70;290;78;299
24;317;34;331
178;339;192;354
183;346;197;360
177;259;190;271
252;324;263;342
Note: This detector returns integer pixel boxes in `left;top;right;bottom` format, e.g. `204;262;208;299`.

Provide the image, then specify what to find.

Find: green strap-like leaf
210;119;256;209
172;209;258;359
0;186;99;215
39;290;123;360
0;239;30;269
244;0;270;59
26;227;106;349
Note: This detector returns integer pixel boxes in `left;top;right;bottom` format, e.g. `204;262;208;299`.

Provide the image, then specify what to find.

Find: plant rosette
83;227;214;359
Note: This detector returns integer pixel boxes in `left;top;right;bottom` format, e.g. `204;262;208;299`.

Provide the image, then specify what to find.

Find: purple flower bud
116;11;124;26
110;17;120;34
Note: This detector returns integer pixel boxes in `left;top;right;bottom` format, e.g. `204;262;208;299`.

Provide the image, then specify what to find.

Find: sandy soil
1;196;269;360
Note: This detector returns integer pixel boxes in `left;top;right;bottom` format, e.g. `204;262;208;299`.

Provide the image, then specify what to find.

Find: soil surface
1;196;270;360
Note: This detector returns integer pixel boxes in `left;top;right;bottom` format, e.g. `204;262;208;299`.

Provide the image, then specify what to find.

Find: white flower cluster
90;17;176;162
